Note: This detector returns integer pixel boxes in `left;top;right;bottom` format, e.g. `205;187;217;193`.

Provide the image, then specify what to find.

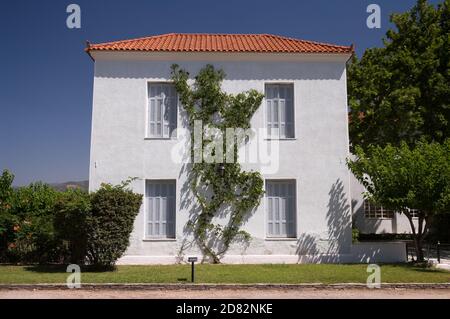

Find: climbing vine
171;64;264;263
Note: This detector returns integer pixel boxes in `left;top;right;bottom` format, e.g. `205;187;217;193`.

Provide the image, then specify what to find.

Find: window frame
144;179;177;240
363;200;394;220
265;179;297;239
145;82;178;139
364;201;421;220
264;83;296;140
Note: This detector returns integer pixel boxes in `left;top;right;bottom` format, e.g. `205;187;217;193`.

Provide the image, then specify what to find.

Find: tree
0;170;15;261
348;0;450;151
171;64;264;263
0;170;14;234
9;182;60;263
348;139;450;261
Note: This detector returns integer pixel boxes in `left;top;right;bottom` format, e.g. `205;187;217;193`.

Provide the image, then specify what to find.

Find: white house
87;33;406;264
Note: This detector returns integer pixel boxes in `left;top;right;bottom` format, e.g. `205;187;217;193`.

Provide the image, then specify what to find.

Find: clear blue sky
0;0;438;186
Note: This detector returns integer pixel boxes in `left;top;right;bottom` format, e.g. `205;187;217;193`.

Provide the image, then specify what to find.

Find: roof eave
84;47;354;60
85;41;95;62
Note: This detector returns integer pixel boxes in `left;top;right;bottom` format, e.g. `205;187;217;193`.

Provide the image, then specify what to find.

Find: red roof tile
86;33;353;54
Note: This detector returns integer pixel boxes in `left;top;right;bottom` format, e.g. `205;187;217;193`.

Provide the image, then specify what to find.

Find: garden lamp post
217;163;225;177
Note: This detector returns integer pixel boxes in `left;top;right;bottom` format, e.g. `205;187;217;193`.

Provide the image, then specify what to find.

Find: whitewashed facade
88;35;406;264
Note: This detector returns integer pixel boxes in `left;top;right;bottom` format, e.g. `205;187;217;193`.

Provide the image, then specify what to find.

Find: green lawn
0;264;448;284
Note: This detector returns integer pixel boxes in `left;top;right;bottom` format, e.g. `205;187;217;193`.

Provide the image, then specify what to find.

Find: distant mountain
49;180;89;191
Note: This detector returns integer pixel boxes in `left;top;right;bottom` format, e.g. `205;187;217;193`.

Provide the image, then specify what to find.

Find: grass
0;264;448;284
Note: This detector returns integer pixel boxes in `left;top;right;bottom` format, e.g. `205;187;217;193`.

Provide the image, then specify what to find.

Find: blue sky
0;0;438;186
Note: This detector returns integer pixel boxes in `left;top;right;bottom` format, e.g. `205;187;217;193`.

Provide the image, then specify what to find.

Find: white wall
89;51;362;263
117;242;407;265
350;242;406;263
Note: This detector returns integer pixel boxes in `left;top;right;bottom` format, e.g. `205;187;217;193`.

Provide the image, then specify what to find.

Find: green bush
54;189;91;264
8;183;61;263
358;233;413;241
0;172;143;267
0;170;15;262
0;170;65;263
86;182;142;269
352;226;359;243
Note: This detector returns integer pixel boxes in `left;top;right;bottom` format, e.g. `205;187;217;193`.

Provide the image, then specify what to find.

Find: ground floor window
146;180;176;238
364;200;394;219
364;200;421;219
266;180;296;238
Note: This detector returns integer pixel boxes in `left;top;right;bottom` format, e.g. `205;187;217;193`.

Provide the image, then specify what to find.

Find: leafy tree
0;170;15;261
2;181;60;262
348;140;450;261
348;0;450;150
0;170;14;208
9;182;60;263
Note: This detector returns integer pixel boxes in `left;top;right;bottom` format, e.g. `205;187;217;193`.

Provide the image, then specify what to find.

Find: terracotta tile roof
86;33;353;54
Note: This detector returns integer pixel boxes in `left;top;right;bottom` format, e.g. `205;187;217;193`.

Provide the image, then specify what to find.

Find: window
146;180;176;238
265;84;294;139
364;200;394;219
407;208;420;218
266;180;296;238
147;83;177;138
364;201;421;219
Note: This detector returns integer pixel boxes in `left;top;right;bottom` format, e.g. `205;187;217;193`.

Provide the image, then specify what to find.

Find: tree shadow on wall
296;233;319;263
326;179;352;256
296;179;352;263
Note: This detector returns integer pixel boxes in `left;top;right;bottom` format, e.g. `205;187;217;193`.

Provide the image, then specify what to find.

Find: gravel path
1;288;449;299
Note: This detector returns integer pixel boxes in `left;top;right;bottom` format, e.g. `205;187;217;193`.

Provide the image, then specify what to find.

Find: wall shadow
349;172;382;234
296;179;353;263
326;179;351;255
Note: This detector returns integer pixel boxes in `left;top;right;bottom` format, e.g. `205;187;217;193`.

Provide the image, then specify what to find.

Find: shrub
8;182;61;263
358;233;413;241
0;171;142;267
0;170;15;262
54;189;91;264
86;181;142;269
352;226;359;243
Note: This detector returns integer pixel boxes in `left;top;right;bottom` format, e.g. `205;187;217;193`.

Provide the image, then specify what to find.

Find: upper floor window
147;83;177;138
265;84;294;139
266;180;296;238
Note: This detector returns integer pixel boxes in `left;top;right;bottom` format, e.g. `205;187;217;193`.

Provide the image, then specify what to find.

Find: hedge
0;170;142;268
